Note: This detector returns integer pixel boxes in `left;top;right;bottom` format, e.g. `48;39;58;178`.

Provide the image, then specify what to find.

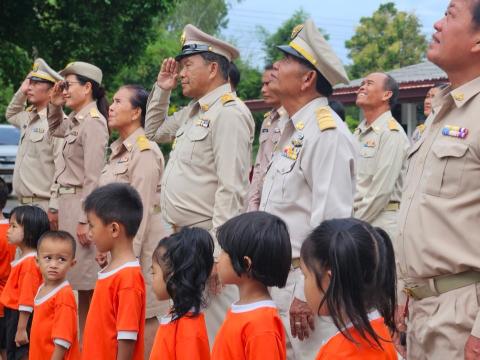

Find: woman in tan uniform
48;62;109;340
98;84;169;357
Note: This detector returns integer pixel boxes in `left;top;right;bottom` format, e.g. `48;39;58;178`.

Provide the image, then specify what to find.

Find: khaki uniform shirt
353;111;409;223
260;97;357;259
98;127;164;257
6;90;62;209
145;83;255;250
396;76;480;336
246;107;287;212
48;101;109;223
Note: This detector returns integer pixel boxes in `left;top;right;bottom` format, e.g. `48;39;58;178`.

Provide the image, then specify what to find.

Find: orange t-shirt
211;300;286;360
0;252;42;312
0;220;16;317
315;313;398;359
30;281;80;360
82;261;146;360
149;312;210;360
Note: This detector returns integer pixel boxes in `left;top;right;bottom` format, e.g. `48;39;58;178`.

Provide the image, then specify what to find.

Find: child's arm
50;344;67;360
117;340;135;360
15;311;31;346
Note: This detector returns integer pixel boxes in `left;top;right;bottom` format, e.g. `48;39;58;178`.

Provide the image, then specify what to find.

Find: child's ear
70;259;77;267
243;256;252;272
111;222;120;238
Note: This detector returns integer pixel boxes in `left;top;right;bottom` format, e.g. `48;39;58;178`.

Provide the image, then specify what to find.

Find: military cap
29;58;63;83
278;19;349;86
176;24;240;62
59;61;102;85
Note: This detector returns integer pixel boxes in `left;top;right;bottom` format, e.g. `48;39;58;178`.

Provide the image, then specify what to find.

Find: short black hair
199;52;230;81
328;100;345;121
10;206;50;249
264;64;274;71
301;218;396;349
228;62;241;90
295;56;333;97
0;178;8;210
84;183;143;238
383;74;399;109
38;230;76;257
217;211;291;288
153;227;214;320
121;85;149;128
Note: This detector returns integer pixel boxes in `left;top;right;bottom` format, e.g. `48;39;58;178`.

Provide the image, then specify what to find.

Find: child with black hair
211;211;291;360
82;183;146;360
0;178;15;360
300;218;398;359
149;227;214;360
0;206;50;360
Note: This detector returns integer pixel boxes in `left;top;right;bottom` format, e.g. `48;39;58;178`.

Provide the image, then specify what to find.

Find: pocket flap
432;142;468;159
187;126;209;141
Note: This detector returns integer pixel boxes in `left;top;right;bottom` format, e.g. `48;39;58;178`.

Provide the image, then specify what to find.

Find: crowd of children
0;181;398;359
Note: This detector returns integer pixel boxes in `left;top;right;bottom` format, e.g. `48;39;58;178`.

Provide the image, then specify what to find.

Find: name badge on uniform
262;128;269;133
32;128;45;134
196;118;210;128
274;128;281;133
117;155;129;163
291;132;304;148
364;139;376;148
442;125;468;139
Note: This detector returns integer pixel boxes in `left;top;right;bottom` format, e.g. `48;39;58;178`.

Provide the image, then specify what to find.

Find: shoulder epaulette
136;135;151;151
416;124;426;134
90;108;100;118
264;111;272;119
388;118;400;131
316;107;336;131
220;93;235;105
26;105;34;112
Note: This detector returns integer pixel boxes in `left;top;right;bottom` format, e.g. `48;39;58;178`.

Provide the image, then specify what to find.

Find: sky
222;0;450;68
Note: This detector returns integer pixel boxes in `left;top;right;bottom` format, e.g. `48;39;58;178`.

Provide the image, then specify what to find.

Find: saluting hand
49;81;66;107
20;74;31;96
157;58;179;91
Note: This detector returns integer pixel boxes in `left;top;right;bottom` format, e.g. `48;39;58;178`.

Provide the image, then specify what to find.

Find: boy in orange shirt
82;183;146;360
30;231;80;360
0;179;15;359
211;212;292;360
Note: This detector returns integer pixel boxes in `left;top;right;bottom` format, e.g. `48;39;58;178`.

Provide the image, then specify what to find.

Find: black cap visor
175;43;211;61
277;45;307;62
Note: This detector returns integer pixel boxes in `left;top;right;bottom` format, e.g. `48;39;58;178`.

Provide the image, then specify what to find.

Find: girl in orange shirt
211;211;292;360
0;206;50;360
149;227;214;360
300;218;398;360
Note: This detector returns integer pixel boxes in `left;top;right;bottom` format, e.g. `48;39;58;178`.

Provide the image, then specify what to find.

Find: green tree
345;2;427;79
257;9;328;66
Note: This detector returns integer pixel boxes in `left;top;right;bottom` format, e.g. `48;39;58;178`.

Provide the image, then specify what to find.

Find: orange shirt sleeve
52;291;78;345
18;261;41;312
245;332;285;360
116;287;143;335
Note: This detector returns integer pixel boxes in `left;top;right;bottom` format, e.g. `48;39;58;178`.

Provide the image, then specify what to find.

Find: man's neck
362;106;390;125
447;65;480;90
195;79;227;100
282;92;319;118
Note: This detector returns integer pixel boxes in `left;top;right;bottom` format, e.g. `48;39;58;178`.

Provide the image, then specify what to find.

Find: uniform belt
404;270;480;300
292;258;301;269
20;196;49;204
58;186;81;195
385;202;400;211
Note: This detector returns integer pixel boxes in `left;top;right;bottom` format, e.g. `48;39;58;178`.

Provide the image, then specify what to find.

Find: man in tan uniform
5;59;63;228
353;72;409;239
246;65;287;212
145;24;254;343
395;1;480;359
260;20;357;359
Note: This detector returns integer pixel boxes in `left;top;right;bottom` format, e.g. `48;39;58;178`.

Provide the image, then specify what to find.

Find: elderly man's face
261;70;281;107
178;54;213;99
269;54;309;98
356;72;390;109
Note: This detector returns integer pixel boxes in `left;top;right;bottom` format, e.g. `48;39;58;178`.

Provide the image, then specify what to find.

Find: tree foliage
345;2;428;79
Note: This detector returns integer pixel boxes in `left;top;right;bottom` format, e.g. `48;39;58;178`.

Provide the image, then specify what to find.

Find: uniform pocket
64;133;79;159
358;146;377;175
187;126;210;163
29;131;44;142
424;142;468;198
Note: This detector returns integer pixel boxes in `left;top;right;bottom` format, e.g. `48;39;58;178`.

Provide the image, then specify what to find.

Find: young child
149;227;214;360
300;218;398;359
0;206;50;360
211;211;292;360
0;179;15;359
82;183;146;360
30;231;80;360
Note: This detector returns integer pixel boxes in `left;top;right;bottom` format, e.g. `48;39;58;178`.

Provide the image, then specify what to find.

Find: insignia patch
282;145;299;160
201;104;209;112
291;24;304;40
261;128;269;133
316;107;336;131
220;93;235;105
180;31;186;46
364;139;376;148
32;61;40;71
136;135;151;151
264;111;272;119
388;119;399;131
32;128;45;134
89;108;100;118
295;122;305;130
453;93;464;102
442;125;468;139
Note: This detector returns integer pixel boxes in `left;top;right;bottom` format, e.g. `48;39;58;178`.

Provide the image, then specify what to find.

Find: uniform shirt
0;252;42;312
47;101;108;223
30;281;80;360
6;89;62;209
211;300;286;360
0;220;15;317
246;107;287;212
82;261;145;360
99;127;164;257
145;83;254;250
315;312;397;360
149;312;210;360
396;76;480;337
353;111;409;223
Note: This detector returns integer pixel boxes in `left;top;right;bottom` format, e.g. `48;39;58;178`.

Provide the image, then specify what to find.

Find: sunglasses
59;81;81;91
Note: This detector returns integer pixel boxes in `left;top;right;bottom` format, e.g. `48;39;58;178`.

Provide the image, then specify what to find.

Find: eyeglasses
60;81;81;91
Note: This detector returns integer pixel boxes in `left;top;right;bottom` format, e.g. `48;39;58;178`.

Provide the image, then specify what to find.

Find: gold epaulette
416;124;426;134
388;118;400;131
316;107;336;131
264;111;272;119
220;93;235;105
90;108;100;118
136;135;151;151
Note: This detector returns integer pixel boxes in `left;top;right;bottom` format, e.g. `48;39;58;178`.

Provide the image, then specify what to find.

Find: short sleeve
116;288;143;336
18;263;41;312
52;293;77;344
245;332;285;360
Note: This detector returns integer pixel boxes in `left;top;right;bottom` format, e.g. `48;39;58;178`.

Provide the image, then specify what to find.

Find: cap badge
180;31;186;46
291;24;304;40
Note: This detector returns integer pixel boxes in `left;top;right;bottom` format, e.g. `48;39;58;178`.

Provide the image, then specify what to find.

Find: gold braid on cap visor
289;42;318;66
